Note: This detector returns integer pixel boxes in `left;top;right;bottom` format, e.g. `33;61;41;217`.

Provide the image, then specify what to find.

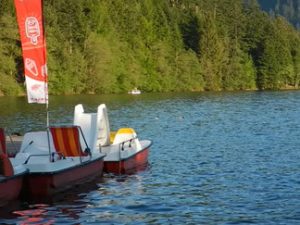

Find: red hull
0;174;25;207
23;158;104;197
104;147;149;174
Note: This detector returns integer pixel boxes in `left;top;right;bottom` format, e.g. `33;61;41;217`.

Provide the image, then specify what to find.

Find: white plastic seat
73;104;110;151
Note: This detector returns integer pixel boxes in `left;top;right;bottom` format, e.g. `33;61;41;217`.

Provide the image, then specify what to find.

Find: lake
0;91;300;224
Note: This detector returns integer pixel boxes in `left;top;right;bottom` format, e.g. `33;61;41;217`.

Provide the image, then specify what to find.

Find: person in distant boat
128;87;141;94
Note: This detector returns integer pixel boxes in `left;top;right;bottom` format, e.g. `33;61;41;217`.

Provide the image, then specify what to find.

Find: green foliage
0;0;300;96
257;17;294;89
0;2;23;96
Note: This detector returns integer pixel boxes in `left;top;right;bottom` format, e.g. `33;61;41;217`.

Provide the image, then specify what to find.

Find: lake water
0;91;300;224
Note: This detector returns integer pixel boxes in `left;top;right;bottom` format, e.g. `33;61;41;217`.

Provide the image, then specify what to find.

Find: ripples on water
1;91;300;224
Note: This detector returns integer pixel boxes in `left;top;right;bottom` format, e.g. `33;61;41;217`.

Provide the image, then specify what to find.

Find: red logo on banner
25;17;41;45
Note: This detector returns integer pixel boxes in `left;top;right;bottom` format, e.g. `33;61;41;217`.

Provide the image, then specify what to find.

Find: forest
0;0;300;95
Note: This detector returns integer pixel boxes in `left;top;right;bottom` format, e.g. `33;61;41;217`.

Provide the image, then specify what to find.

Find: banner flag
14;0;48;104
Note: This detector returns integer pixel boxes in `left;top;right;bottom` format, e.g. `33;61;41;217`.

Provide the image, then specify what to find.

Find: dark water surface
0;91;300;224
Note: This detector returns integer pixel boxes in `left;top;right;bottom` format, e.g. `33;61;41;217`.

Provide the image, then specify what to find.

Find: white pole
46;84;51;162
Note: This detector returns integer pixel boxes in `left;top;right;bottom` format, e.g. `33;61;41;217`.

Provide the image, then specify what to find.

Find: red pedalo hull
23;158;104;197
104;147;149;174
0;175;24;207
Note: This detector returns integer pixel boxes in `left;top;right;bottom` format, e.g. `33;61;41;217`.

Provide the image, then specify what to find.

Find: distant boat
128;88;141;95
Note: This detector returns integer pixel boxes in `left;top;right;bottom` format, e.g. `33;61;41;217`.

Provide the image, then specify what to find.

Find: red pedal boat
74;104;152;175
11;126;105;197
0;128;28;206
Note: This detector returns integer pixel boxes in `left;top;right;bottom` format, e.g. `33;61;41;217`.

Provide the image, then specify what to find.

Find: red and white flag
14;0;48;104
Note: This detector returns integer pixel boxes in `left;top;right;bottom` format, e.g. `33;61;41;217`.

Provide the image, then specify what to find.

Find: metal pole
46;87;51;162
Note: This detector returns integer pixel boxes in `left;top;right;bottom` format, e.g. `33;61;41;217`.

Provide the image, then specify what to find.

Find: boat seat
74;104;110;150
0;128;6;154
49;126;90;157
0;153;13;176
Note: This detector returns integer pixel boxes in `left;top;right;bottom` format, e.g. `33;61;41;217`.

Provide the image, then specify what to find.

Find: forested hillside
258;0;300;28
0;0;300;95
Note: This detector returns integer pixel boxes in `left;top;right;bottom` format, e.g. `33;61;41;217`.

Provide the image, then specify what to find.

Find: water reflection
14;205;54;225
7;179;102;225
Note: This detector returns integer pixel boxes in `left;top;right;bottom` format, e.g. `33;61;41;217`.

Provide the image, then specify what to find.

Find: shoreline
0;87;300;98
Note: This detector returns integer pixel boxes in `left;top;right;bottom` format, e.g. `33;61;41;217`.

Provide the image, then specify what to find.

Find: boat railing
119;137;138;151
24;153;51;164
118;137;138;165
50;152;66;161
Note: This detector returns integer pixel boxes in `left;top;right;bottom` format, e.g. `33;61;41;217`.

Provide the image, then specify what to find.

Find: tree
257;18;293;89
0;6;23;95
198;12;228;91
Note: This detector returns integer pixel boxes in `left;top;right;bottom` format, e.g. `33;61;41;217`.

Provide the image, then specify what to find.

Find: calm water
0;91;300;224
